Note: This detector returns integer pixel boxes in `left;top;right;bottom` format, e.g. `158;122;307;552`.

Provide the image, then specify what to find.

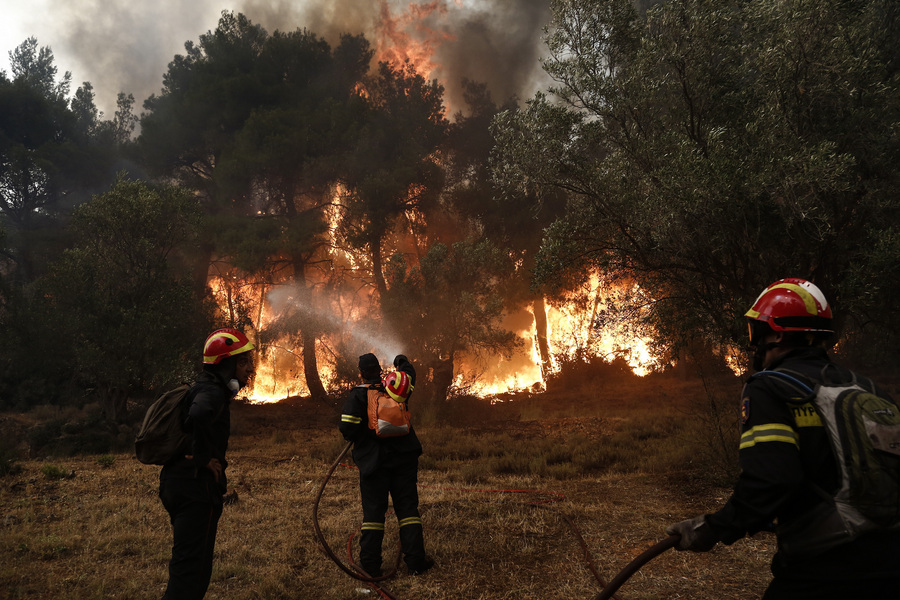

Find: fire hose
312;441;402;599
313;441;675;599
592;535;679;600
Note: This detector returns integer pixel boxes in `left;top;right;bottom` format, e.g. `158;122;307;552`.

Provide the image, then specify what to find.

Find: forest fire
195;2;663;405
209;269;661;404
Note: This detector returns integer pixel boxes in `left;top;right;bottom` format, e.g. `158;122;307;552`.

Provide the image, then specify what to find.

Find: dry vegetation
0;373;779;599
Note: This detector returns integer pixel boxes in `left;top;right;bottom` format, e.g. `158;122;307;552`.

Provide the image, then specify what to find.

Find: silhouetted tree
38;176;209;421
445;80;567;379
382;240;520;404
338;60;449;298
0;39;118;283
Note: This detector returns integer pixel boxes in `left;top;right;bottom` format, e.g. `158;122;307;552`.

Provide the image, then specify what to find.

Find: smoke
5;0;552;118
265;286;406;370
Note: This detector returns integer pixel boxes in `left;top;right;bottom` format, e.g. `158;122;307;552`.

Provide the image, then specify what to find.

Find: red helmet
745;278;833;344
203;328;254;364
383;370;413;402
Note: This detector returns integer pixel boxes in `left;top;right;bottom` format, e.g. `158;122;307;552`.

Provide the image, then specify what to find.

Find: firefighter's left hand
666;515;718;552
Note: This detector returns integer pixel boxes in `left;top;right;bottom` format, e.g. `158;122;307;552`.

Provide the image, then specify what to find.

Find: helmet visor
747;319;771;348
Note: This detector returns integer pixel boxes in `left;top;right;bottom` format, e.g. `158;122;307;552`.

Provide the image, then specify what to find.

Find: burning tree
381;240;521;407
338;58;449;297
493;0;900;364
138;13;381;398
124;8;672;403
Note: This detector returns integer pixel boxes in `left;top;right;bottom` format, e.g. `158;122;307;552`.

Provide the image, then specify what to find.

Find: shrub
41;464;70;479
0;445;22;476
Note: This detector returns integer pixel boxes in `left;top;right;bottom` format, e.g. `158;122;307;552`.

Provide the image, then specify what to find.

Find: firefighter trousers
358;452;426;574
159;476;223;600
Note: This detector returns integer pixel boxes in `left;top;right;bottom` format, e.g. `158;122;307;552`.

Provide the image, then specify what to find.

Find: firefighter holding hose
666;279;900;599
339;353;434;577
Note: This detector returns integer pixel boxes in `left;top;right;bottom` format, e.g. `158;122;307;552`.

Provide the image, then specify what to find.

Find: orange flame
209;262;664;403
374;0;457;78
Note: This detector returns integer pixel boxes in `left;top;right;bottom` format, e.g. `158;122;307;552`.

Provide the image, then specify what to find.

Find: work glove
665;515;718;552
393;354;408;368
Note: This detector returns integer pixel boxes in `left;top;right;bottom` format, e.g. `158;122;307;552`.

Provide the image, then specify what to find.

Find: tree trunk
371;240;387;298
532;295;552;380
430;357;455;405
99;386;128;423
302;326;327;399
292;258;328;399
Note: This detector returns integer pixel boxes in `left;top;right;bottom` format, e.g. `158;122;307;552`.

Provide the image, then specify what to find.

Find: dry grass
0;373;773;599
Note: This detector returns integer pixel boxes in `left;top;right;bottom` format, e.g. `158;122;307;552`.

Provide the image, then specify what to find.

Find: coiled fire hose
313;441;671;599
312;442;401;592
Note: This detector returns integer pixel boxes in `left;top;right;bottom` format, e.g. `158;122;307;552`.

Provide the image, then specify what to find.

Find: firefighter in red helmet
339;353;434;577
666;279;900;599
159;328;255;599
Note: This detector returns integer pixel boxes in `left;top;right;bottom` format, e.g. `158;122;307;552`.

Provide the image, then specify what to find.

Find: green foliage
0;38;122;283
96;455;115;468
37;176;209;398
492;0;900;360
40;464;69;480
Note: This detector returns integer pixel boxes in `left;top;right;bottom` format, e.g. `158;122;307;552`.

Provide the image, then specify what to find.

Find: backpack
362;384;411;438
751;367;900;547
134;384;192;465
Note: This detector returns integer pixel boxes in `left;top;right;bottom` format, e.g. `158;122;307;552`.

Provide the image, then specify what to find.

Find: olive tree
492;0;900;364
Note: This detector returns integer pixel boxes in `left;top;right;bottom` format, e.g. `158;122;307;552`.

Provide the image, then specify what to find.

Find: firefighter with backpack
339;353;435;578
665;278;900;599
158;328;255;600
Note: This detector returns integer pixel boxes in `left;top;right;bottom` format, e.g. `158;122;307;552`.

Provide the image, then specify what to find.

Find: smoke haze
2;0;552;117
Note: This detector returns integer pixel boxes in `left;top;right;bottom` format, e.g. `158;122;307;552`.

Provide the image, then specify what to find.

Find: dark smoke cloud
240;0;553;113
14;0;551;118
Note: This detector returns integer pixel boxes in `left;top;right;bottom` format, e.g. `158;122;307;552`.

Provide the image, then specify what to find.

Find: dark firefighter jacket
160;370;232;494
339;358;422;476
706;346;900;581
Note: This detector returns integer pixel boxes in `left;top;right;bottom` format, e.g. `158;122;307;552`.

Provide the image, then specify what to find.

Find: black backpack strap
750;369;816;398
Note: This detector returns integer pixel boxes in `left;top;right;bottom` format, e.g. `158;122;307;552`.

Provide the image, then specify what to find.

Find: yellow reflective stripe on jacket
341;414;361;424
740;423;799;450
361;522;385;531
399;516;422;528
